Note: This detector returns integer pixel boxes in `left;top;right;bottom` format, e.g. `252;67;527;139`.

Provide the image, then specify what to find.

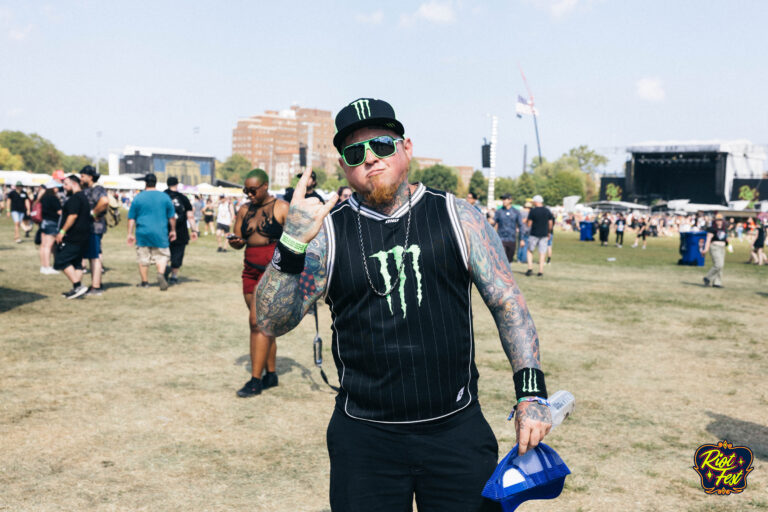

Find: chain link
355;186;413;297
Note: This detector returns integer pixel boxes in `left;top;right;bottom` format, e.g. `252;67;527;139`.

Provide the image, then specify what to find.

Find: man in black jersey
229;169;289;397
254;98;551;511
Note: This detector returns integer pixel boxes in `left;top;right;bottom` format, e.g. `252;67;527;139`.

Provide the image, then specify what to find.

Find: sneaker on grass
85;287;103;297
262;372;279;390
157;273;169;291
63;285;88;300
237;377;263;398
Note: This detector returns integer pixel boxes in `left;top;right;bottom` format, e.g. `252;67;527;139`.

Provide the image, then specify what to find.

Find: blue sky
1;0;767;177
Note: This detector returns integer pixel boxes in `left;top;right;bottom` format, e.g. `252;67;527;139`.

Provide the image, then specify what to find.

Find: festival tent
0;170;53;186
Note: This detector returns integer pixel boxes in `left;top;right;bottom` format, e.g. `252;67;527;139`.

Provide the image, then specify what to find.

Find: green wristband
59;229;66;235
279;233;309;254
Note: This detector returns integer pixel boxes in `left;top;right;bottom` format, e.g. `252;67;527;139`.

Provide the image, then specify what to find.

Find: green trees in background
0;131;62;172
0;146;25;170
411;164;459;194
216;154;252;183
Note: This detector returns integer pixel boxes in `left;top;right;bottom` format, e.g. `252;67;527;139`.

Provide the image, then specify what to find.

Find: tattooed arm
455;198;551;455
253;227;329;336
253;171;338;336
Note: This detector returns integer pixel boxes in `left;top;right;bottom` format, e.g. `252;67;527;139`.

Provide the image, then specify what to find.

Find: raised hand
284;171;338;243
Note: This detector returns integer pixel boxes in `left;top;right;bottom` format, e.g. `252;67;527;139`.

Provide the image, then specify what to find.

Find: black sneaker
157;273;169;291
702;277;711;287
236;377;263;398
525;269;533;276
713;284;724;288
262;372;279;390
546;256;551;264
136;282;150;288
64;285;88;300
168;276;179;285
537;272;543;277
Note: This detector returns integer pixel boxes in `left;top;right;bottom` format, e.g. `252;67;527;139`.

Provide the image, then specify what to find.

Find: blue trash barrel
678;231;707;266
579;221;595;241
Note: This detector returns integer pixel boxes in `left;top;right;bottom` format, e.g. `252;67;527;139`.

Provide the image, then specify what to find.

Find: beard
360;175;400;208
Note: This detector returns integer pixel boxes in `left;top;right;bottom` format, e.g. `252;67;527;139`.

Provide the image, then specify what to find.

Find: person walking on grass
702;213;728;288
615;213;626;247
598;213;611;246
79;165;109;297
37;181;62;274
126;173;176;290
494;193;524;263
54;175;93;299
202;198;215;236
525;194;553;277
227;169;288;397
632;215;648;249
254;98;552;512
164;177;198;285
6;181;30;244
749;219;766;265
215;195;234;252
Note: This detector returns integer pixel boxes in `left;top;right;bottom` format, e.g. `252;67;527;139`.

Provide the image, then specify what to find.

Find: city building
232;105;337;187
114;146;215;185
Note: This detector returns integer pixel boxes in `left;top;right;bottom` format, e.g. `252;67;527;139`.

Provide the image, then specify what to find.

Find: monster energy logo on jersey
370;244;422;318
351;99;371;120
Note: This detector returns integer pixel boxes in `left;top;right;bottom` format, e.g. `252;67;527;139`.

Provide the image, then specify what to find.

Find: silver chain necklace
355;185;413;297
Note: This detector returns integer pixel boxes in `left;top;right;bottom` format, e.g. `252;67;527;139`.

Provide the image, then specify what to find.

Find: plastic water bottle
549;390;575;428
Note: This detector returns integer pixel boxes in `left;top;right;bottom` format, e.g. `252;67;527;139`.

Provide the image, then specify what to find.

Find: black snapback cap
333;98;405;153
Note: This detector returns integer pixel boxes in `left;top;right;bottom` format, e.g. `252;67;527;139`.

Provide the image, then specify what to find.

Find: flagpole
518;65;543;166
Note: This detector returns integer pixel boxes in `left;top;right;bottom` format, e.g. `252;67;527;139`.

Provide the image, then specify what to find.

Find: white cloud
399;1;456;27
355;10;384;24
636;77;666;102
8;24;32;41
526;0;604;18
549;0;579;17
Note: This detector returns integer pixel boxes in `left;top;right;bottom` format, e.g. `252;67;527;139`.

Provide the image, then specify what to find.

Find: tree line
0;130;107;174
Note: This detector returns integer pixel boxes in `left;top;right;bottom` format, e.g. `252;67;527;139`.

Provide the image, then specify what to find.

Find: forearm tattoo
455;200;541;371
254;228;328;336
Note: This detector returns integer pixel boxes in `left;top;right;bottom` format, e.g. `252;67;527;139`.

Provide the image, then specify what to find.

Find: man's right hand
127;234;135;246
284;171;338;243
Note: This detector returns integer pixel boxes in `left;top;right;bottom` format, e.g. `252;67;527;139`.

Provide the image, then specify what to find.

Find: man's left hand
515;401;552;455
169;229;177;242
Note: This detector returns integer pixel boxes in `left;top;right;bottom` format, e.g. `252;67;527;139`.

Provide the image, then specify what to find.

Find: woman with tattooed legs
228;169;289;397
254;98;552;511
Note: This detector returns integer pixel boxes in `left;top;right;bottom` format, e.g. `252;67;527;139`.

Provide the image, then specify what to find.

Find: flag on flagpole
515;95;539;117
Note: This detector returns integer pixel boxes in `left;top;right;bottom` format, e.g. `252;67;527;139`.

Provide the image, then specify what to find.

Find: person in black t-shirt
525;195;554;276
702;214;729;288
614;213;626;247
598;213;612;246
54;175;93;299
80;166;109;296
6;181;31;243
632;215;649;249
749;219;766;265
282;170;325;204
37;182;62;274
163;177;198;284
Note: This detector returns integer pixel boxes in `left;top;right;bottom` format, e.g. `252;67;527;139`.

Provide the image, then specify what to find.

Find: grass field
1;216;767;512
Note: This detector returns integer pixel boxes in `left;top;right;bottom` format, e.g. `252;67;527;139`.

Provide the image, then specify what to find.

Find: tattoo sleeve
455;199;541;371
253;227;328;336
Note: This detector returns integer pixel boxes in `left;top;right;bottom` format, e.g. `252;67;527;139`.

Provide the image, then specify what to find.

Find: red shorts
242;243;276;294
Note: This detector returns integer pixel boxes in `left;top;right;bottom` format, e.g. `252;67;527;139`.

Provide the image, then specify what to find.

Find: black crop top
242;199;283;242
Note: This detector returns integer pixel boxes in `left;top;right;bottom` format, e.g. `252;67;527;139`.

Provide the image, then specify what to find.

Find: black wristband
271;241;305;274
513;368;548;400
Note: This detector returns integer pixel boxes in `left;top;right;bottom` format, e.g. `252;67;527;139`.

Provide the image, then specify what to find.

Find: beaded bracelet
279;233;309;254
507;397;551;421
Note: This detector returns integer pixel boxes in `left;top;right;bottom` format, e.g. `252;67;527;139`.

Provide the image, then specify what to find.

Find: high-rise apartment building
232;105;337;187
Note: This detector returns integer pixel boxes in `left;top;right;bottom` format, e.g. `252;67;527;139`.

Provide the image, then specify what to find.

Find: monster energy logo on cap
333;98;405;153
351;99;371;120
370;244;422;318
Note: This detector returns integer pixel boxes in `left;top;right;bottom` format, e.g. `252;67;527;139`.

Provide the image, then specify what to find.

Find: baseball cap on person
80;165;100;181
15;181;23;186
142;173;157;186
532;195;544;204
45;180;63;189
482;443;571;512
333;98;405;153
501;193;512;200
167;176;179;187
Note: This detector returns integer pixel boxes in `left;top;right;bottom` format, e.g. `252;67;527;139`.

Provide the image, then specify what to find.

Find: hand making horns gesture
284;171;338;243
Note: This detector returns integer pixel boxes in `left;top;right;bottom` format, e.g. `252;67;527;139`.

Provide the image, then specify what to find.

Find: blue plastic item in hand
481;443;571;511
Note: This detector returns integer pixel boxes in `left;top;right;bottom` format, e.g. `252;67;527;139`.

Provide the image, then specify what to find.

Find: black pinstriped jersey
323;184;478;424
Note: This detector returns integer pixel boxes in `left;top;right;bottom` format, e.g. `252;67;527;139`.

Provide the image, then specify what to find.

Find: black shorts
53;241;86;271
216;223;230;233
170;243;186;269
327;404;501;512
204;214;214;223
